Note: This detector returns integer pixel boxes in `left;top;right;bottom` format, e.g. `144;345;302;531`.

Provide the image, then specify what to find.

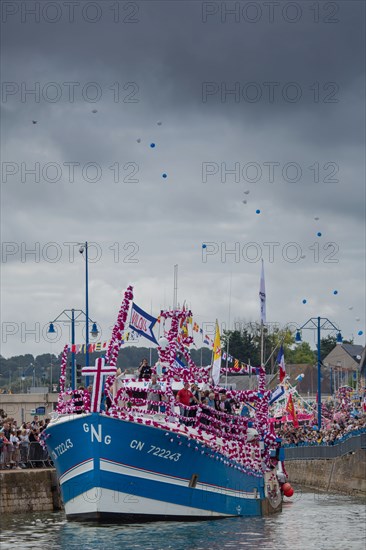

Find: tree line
0;329;345;392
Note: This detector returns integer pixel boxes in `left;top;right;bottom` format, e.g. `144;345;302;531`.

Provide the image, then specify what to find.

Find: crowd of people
134;359;243;427
276;403;366;446
0;415;51;470
2;358;365;465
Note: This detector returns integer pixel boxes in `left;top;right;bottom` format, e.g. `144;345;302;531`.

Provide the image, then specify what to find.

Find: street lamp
295;317;342;431
48;309;98;390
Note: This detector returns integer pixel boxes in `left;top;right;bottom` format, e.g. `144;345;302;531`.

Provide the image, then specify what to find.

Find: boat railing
57;389;91;415
108;389;250;442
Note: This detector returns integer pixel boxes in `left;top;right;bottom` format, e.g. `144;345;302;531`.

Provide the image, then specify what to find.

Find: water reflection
1;491;365;550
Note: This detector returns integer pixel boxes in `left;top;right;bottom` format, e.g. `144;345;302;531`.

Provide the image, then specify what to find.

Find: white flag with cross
82;357;117;412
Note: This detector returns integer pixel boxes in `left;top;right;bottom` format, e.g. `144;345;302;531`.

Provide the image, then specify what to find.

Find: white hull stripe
65;487;233;517
60;459;94;485
100;458;258;500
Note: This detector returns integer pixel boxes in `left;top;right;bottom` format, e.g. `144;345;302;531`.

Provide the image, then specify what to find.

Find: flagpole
259;259;266;368
260;321;264;367
225;272;232;388
149;300;153;366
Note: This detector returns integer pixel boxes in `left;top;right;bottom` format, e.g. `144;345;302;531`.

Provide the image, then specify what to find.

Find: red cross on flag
82;358;117;412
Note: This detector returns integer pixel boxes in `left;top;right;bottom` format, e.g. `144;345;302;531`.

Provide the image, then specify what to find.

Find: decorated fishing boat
43;285;285;522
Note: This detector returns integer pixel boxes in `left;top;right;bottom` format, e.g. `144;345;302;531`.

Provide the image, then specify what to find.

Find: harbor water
0;490;365;550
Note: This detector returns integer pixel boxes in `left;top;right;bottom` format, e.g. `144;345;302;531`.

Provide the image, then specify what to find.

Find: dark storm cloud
1;1;365;357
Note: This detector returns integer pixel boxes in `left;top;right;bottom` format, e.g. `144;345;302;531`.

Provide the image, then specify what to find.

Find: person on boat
177;381;198;424
146;374;161;412
138;358;152;381
73;386;85;414
189;383;201;419
207;392;216;409
199;397;210;426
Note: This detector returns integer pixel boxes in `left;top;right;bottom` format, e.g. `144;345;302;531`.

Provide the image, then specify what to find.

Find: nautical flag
269;385;285;405
233;359;240;372
286;394;299;428
277;345;286;383
193;322;199;332
259;259;266;324
129;303;158;344
211;320;222;385
203;335;210;344
173;356;187;369
242;362;248;373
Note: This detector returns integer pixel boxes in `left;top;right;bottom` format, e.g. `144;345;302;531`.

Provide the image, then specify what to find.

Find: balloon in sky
136;138;141;143
314;217;320;220
302;299;307;304
202;244;207;249
348;306;354;310
150;143;156;148
358;331;363;336
356;318;360;322
157;121;162;125
317;232;322;237
162;173;167;178
243;190;250;195
256;209;261;214
333;290;338;295
242;200;247;204
91;109;98;113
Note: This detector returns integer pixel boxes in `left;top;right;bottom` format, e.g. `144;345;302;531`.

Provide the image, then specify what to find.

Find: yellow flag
212;320;221;385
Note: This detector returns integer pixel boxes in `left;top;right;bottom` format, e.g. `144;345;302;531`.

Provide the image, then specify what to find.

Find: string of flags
63;309;265;376
66;330;140;353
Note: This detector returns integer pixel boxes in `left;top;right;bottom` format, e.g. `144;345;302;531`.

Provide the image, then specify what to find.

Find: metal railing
27;442;52;467
284;431;366;460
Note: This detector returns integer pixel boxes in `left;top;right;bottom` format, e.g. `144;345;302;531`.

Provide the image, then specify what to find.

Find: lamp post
295;317;342;431
78;242;91;385
20;363;35;393
48;309;98;390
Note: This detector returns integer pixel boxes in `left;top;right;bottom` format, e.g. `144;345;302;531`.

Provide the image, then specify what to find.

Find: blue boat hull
45;413;279;521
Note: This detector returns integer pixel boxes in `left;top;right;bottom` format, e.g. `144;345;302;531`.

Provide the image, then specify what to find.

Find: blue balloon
317;232;322;237
302;299;307;304
333;290;338;295
150;143;156;148
358;330;363;336
162;173;167;178
202;244;207;249
256;209;261;214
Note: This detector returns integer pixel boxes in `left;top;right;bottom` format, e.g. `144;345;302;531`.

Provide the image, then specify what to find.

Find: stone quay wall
286;449;366;497
0;469;63;514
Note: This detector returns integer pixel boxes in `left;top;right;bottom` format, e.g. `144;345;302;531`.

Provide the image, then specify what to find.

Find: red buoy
284;486;294;497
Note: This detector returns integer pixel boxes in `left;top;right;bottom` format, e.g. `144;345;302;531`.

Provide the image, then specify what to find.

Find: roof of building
341;344;365;362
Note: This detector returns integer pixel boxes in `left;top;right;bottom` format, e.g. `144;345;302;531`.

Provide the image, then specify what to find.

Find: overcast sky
1;0;365;360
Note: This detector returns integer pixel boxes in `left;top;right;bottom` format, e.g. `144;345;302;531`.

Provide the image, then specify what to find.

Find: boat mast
173;264;178;310
225;272;232;387
259;259;266;368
